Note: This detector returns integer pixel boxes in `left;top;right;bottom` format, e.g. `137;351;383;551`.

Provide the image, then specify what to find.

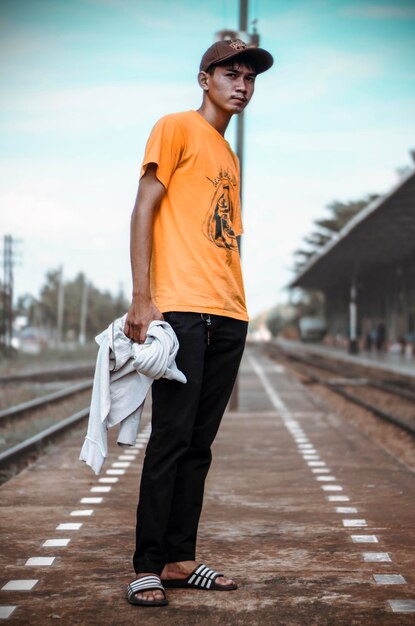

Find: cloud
85;0;219;33
251;126;414;158
0;160;134;299
258;1;334;39
344;3;415;19
245;46;383;117
1;81;200;136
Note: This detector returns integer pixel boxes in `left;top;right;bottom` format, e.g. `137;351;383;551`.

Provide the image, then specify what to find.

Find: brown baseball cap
200;38;273;74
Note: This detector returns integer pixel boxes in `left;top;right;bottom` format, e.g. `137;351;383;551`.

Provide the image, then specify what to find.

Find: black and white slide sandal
127;574;168;606
162;563;238;591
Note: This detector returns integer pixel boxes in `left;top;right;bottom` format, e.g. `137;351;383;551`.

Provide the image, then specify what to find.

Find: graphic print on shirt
203;168;239;265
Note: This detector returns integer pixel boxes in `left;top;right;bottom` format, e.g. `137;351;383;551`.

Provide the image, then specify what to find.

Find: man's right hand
124;299;164;344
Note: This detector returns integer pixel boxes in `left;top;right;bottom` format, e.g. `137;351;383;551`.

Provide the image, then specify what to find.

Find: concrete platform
0;346;414;625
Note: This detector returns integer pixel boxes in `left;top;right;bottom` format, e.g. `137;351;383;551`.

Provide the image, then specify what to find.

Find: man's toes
216;576;234;586
135;591;146;600
135;589;165;602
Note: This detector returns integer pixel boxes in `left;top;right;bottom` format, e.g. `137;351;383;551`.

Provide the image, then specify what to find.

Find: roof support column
349;277;359;354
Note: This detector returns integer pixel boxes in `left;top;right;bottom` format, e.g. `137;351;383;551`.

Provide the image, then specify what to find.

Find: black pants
133;312;248;575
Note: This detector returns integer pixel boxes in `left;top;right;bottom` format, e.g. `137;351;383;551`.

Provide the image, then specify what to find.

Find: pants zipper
201;314;212;345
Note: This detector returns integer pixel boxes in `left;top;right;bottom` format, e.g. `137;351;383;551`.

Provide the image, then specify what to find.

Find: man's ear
198;71;209;91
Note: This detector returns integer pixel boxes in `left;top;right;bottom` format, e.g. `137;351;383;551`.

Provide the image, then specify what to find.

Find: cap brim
234;47;274;74
205;47;274;74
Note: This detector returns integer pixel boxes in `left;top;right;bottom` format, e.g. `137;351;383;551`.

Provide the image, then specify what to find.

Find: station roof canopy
290;169;415;290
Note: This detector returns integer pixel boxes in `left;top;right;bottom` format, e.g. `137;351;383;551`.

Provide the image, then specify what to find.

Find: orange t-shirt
141;110;248;322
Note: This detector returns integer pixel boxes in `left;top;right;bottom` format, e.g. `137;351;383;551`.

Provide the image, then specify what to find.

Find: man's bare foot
133;573;166;603
161;560;235;587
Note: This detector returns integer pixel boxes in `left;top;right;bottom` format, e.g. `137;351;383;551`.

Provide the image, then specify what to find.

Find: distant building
290;169;415;355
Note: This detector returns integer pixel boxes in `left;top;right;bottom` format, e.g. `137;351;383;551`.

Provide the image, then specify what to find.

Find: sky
1;0;414;318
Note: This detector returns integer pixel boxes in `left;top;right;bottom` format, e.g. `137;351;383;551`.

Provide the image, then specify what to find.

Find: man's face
203;61;256;115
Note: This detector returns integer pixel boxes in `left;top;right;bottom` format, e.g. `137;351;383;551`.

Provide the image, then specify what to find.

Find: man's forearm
125;165;166;343
130;200;155;302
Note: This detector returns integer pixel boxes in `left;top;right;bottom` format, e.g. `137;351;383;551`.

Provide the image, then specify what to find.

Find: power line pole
1;235;14;354
216;0;260;410
236;0;248;226
79;275;88;345
57;265;65;347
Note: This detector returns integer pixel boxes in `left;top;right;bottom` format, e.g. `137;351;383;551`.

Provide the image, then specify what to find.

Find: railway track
0;363;94;384
265;342;415;437
0;380;93;422
0;407;89;468
0;379;93;476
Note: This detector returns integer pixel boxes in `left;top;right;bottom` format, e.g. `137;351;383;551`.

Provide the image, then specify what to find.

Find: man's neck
196;102;233;136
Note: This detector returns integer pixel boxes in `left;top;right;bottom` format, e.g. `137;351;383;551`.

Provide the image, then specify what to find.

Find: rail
0;407;90;467
0;364;94;384
265;342;415;438
0;380;93;423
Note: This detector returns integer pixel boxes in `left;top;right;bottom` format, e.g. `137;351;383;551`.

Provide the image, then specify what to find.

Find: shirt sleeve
140;115;185;189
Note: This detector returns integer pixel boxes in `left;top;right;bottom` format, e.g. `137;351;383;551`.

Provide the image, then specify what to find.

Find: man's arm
124;163;166;344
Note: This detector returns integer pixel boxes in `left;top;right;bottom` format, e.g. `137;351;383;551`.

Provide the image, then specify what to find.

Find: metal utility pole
1;235;14;354
216;0;259;410
57;265;65;346
79;275;88;345
236;0;248;220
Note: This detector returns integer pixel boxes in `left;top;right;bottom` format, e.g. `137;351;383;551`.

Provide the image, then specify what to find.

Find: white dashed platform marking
327;495;350;502
0;424;154;624
374;574;406;585
42;539;70;547
56;523;82;530
388;600;415;612
351;535;378;543
70;509;94;516
0;606;16;619
2;580;38;591
363;552;391;562
25;557;55;566
248;354;415;616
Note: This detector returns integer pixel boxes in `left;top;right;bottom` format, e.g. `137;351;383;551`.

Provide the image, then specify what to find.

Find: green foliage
265;309;284;337
17;270;129;340
291;290;325;319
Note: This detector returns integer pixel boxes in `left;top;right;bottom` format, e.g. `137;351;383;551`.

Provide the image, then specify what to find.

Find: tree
18;269;129;341
265;309;284;337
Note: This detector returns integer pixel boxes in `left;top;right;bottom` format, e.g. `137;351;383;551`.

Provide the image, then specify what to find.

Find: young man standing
125;39;273;607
